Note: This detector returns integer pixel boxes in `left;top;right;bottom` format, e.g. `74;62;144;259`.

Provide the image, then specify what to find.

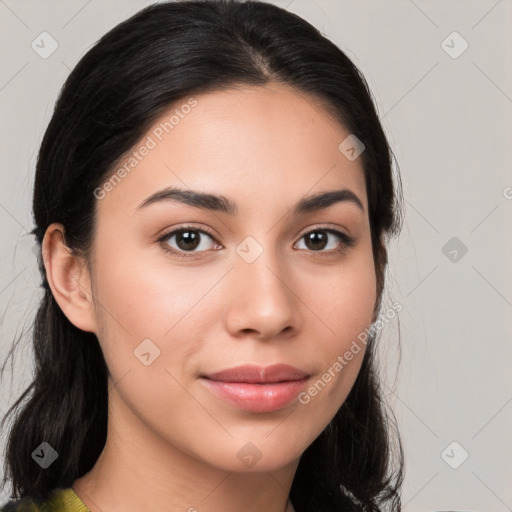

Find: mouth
202;363;309;383
200;364;310;412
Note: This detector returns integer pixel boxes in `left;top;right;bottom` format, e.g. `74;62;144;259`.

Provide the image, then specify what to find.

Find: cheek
297;245;376;402
93;225;219;330
90;234;232;376
308;247;377;347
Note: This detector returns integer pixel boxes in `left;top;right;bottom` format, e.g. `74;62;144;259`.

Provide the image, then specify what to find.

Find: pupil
178;231;199;250
307;231;327;250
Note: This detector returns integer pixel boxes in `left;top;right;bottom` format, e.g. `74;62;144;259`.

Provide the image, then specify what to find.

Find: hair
0;1;405;511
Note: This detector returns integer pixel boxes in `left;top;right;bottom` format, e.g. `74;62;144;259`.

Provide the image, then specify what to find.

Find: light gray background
1;0;511;510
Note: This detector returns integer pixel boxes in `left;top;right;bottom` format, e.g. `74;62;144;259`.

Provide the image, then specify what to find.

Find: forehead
96;82;367;219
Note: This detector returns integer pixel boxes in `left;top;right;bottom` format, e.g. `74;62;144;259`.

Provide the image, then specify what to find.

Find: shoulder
0;487;89;512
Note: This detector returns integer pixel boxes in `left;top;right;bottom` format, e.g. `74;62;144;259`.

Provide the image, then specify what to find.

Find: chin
200;438;306;474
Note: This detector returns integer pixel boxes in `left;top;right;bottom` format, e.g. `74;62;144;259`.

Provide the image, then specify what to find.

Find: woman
0;0;404;511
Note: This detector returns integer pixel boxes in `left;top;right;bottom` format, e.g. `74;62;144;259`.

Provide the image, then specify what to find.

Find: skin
43;82;378;512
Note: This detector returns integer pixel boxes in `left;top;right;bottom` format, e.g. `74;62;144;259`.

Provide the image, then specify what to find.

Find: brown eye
172;229;202;251
158;226;219;258
295;228;355;255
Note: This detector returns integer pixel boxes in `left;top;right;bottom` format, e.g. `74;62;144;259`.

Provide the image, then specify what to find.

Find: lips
200;364;310;412
202;364;309;384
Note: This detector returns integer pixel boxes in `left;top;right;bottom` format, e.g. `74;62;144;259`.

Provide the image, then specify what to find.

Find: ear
41;223;97;333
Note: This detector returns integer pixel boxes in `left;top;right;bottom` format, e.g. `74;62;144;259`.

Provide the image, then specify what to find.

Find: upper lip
202;364;309;383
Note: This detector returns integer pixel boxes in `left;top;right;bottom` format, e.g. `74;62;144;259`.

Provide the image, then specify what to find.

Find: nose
224;246;301;340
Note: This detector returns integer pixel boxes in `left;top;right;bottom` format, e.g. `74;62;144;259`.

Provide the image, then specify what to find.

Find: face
84;82;377;473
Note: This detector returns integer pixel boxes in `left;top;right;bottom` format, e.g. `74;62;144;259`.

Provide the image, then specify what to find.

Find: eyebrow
135;186;364;215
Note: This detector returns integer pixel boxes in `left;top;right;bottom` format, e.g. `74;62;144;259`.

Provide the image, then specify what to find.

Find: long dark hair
0;1;405;510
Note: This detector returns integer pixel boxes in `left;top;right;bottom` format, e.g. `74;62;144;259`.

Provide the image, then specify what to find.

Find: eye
295;227;355;256
157;224;356;259
157;225;219;259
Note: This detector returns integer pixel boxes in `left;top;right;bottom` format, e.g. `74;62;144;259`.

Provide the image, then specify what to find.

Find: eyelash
157;224;356;260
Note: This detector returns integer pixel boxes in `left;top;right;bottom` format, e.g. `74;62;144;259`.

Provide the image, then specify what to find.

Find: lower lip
201;377;309;413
